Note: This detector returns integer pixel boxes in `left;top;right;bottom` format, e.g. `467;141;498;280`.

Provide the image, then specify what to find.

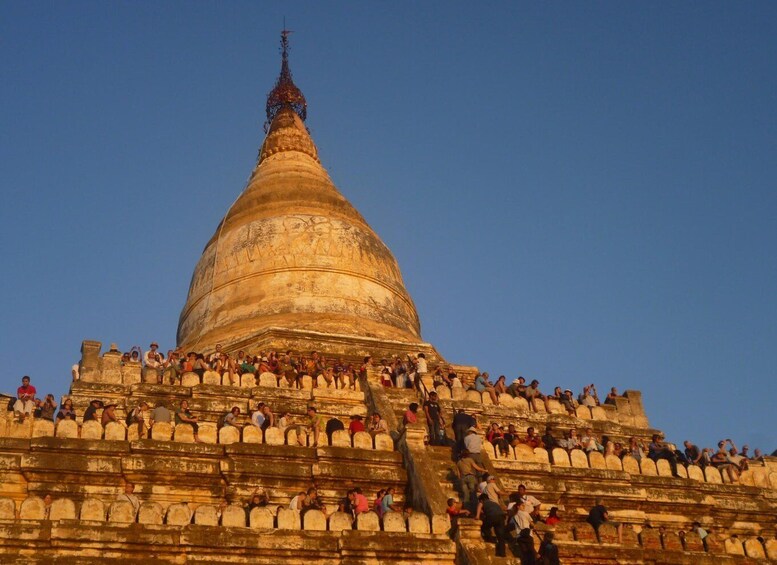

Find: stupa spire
265;29;307;130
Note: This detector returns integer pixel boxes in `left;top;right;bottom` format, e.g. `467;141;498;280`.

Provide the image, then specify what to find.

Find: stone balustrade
0;413;395;452
0;495;433;534
486;439;777;489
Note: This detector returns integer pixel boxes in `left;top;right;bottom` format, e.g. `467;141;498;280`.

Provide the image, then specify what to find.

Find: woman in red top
544;506;561;526
487;422;510;457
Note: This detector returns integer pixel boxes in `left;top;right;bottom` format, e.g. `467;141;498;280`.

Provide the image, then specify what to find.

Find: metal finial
265;28;307;130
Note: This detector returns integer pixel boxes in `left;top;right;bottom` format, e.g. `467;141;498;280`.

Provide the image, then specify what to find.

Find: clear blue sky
2;2;775;453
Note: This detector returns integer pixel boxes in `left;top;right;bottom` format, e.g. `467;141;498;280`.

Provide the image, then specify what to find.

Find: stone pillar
623;390;649;427
79;340;102;382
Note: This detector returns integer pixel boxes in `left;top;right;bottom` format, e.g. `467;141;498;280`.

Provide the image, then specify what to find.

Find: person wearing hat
464;426;484;466
144;342;164;383
101;403;119;426
559;389;577;415
82;399;104;423
348;414;365;435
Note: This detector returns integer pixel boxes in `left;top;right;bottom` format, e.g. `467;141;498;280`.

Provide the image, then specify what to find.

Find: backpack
217;411;229;428
125;408;135;426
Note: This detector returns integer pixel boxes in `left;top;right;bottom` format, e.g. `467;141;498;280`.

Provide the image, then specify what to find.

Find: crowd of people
6;344;775;563
72;342;372;390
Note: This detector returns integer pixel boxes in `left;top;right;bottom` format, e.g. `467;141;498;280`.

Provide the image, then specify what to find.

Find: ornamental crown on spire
265;29;307;129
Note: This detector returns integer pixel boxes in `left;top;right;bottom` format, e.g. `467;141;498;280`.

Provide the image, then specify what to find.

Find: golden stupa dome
177;33;422;352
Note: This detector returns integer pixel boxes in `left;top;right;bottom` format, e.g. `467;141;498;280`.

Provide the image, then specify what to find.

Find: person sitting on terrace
725;440;749;473
302;487;328;517
609;441;625;458
379;366;393;388
448;367;462;389
493;375;508;397
503;423;520;447
752;448;765;462
260;404;274;430
487;423;509;457
558;429;582;451
473;372;498;405
339;489;355;517
348;414;365;435
214;353;236;386
683;440;706;468
476;493;508;557
432;366;452;389
207;343;223;365
523;426;544;449
515;484;542;522
176;400;201;442
83;399;104;422
559;389;577;415
325;417;345;443
129;348;142;364
541;426;557;450
289;491;306;512
245;491;269;521
13;376;37;422
307;406;324;447
101;403;118;426
56;398;76;422
279;353;299;388
250;403;266;429
277;412;289;432
544;506;561;526
368;412;389;437
192;353;209;378
117;482;140;517
648;434;680;477
525;379;549;412
144;342;164;382
374;489;386;518
126;401;149;438
149;401;172;429
587;498;622;544
580;427;604;453
605;386;619;405
162;350;181;384
37;394;57;422
224;406;242;429
352;487;369;516
403;403;418;426
626;436;646;461
381;487;402;514
578;384;599;407
507;376;527;399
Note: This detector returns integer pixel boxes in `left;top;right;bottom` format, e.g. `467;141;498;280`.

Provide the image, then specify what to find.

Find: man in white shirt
251;403;266;429
144;342;163;369
117;483;140;517
516;484;541;521
289;492;306;511
464;427;484;466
